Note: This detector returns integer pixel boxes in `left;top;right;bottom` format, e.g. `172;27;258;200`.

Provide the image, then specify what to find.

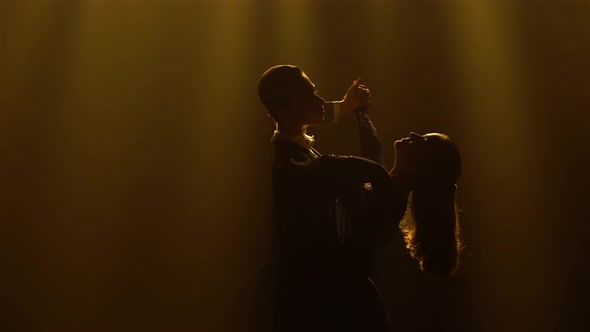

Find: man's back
267;147;403;332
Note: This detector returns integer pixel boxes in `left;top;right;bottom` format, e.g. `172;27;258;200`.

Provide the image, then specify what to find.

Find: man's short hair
258;65;303;121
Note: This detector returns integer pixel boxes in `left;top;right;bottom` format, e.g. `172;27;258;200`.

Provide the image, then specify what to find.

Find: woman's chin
394;141;408;154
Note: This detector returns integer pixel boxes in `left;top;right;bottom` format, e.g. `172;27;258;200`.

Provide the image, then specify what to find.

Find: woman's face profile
394;133;458;178
395;132;438;163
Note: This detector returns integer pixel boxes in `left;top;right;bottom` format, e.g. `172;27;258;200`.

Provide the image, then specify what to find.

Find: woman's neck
390;170;413;195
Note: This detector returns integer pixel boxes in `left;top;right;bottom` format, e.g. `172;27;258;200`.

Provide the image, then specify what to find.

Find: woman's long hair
399;135;463;276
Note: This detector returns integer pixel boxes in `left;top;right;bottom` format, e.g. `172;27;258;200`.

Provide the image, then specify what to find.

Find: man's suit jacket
257;109;410;332
271;109;389;251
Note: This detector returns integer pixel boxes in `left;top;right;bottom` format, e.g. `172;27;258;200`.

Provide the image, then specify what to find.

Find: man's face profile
287;72;326;126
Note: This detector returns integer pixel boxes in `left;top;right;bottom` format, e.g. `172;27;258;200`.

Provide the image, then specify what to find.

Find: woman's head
395;132;463;276
393;132;461;184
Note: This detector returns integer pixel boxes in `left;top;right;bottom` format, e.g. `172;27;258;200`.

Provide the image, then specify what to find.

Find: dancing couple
254;65;463;332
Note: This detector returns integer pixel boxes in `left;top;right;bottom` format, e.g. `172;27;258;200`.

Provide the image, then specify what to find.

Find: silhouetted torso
252;110;407;332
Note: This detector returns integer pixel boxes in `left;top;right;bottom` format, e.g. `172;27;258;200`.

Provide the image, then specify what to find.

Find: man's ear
275;108;290;123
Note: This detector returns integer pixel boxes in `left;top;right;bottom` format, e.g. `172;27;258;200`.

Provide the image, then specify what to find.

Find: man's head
258;65;326;127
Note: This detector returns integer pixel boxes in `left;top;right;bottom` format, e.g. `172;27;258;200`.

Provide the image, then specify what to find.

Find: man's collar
272;130;315;149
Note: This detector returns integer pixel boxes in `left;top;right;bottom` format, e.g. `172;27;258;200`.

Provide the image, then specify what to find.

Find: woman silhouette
391;132;463;276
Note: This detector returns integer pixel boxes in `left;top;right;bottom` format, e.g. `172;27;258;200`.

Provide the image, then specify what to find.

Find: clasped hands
339;78;371;117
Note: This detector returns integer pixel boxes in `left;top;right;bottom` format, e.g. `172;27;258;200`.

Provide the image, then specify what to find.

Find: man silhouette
255;65;392;332
258;64;382;251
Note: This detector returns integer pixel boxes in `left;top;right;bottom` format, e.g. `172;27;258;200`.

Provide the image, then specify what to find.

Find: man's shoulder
273;139;314;164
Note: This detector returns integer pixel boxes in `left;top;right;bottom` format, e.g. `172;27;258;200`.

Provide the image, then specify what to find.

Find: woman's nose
410;132;420;139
